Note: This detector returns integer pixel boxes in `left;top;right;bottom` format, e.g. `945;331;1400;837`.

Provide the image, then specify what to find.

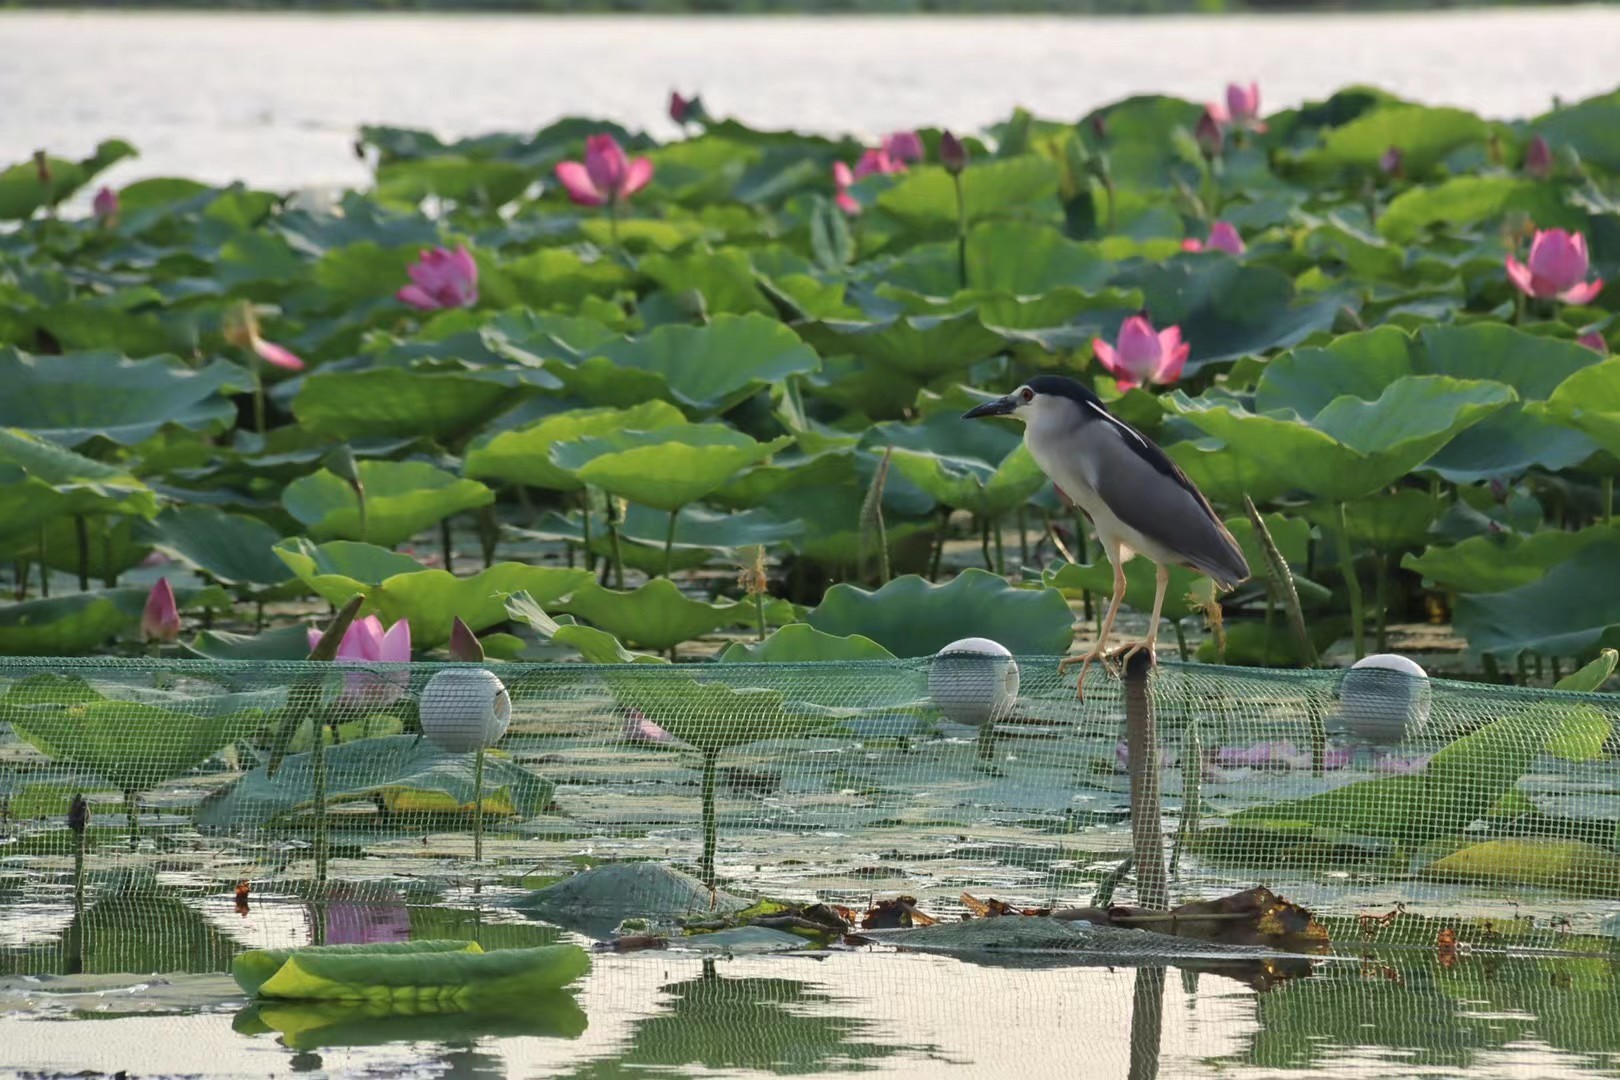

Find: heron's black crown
1025;374;1108;412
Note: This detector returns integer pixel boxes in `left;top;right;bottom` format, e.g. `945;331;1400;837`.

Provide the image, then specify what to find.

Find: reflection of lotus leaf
237;990;587;1050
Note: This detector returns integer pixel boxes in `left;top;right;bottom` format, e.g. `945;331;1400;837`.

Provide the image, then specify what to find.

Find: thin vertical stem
1172;620;1189;662
754;591;766;642
608;198;621;253
663;507;679;578
253;363;267;437
37;526;48;598
1374;554;1389;654
951;173;968;290
1169;713;1200;874
439;518;454;572
980;516;993;571
928;510;947;581
123;789;139;849
580;490;595;573
74;515;90;592
473;746;486;863
699;749;719;889
1605;476;1614;525
312;713;328;886
605;494;626;590
991;516;1005;575
1016;507;1030;568
1335;501;1366;661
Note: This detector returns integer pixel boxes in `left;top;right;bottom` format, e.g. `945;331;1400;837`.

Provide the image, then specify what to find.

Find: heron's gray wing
1077;407;1250;589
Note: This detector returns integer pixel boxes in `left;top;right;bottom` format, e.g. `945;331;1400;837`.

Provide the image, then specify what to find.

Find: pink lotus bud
1505;228;1604;304
397;245;479;311
307;614;412;708
448;615;485;662
1488;476;1510;503
940;131;968;176
1205;221;1245;255
554;133;654;207
1218;81;1266;132
832;161;860;215
1379;146;1404;178
669;91;691;125
141;578;180;643
1524;134;1553;179
1090;114;1108;142
1091;314;1190;392
92;186;118;223
881;131;924;166
852;147;901;180
1579;331;1608;354
1195;108;1223;158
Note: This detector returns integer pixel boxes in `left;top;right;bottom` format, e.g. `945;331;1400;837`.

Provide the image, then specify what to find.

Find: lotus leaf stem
312;710;328;885
663;508;679;578
1173;620;1189;662
473;745;486;863
1334;501;1365;661
951;172;968;289
1016;507;1029;567
992;516;1004;575
123;788;138;850
37;527;48;597
1606;477;1614;524
580;490;595;573
1169;712;1200;874
1374;555;1389;653
979;517;992;571
440;518;454;572
74;515;89;592
604;492;626;589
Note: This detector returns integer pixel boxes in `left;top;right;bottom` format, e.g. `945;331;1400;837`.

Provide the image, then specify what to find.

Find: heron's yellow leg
1115;563;1171;670
1058;547;1126;700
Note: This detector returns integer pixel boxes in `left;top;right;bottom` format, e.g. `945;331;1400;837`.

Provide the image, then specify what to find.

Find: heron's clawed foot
1057;649;1108;700
1107;638;1158;677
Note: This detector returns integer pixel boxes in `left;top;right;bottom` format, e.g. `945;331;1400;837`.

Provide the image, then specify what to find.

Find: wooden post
1122;648;1168;910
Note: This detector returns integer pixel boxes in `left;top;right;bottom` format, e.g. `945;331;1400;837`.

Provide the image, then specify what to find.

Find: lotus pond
5;78;1620;1078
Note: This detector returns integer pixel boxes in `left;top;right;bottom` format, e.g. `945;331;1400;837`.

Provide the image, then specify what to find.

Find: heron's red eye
1020;387;1034;403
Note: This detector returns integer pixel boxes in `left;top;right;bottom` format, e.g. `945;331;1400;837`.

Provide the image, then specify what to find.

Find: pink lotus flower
1379;146;1404;178
1524;134;1553;179
853;147;904;180
1209;82;1266;132
832;161;861;215
1579;331;1608;354
397;246;478;311
1092;315;1190;391
224;303;304;371
141;578;180;643
92;186;118;223
881;131;924;166
555;134;653;208
1373;752;1432;774
1181;221;1245;255
307;614;412;709
1212;740;1352;771
1505;229;1604;304
623;706;683;746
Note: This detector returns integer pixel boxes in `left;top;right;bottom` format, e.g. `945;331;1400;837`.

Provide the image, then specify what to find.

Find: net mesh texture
2;654;1616;975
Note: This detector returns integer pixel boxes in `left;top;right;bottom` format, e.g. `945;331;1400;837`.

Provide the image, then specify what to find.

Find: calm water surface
3;10;1620;190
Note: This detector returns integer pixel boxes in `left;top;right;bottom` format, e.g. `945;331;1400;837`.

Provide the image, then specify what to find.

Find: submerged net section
2;655;1617;974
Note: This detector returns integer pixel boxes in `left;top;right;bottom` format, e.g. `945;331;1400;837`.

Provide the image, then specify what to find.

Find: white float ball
1336;653;1431;744
421;668;512;753
929;637;1019;727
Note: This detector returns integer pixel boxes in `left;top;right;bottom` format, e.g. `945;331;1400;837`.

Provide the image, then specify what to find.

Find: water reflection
236;990;587;1051
562;959;953;1076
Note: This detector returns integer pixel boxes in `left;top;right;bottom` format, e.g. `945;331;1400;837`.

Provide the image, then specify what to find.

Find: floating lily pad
556;579;751;653
1424;839;1620;897
195;735;554;829
515;862;747;939
806;569;1073;657
551;426;793;513
292;369;540;443
717;624;895;663
503;589;666;664
283;460;494;546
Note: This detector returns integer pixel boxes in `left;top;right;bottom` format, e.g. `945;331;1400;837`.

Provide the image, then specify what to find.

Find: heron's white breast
1022;414;1179;568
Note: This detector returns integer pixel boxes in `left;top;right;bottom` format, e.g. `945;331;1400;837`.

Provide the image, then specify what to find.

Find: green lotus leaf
145;505;292;588
551;426;793;513
882;221;1114;298
234;941;482;999
1166;375;1516;503
513;503;802;575
1079;95;1205;188
1533;88;1620;172
1261;325;1602;482
481;247;637;310
876;156;1060;234
0;349;240;446
17;514;152;581
885;444;1044;519
194;735;555;829
0;584;227;655
795;310;1007;382
1528;359;1620;460
1424;839;1620;897
1402;526;1620;594
371;564;595;648
555;579;750;653
560;313;820;415
1306;489;1436;551
3;673;270;792
1377;175;1578;243
1452;538;1620;661
0;429;158;546
188;624;317;662
1110;259;1351;375
717;624;896;663
375;156;535;207
0;139;135;221
274;538;427;602
640;249;771;315
283;460;494;546
805;569;1073;658
503;589;666;664
292;369;539;443
1304;104;1489;176
602;673;838;753
464;400;688;492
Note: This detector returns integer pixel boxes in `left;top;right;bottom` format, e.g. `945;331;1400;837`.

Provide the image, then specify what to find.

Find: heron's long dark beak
961;396;1016;420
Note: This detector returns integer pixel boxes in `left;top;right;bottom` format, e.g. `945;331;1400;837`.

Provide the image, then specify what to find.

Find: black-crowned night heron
962;374;1249;696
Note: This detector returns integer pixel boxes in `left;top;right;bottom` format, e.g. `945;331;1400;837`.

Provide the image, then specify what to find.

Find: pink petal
397;283;439;311
1207;221;1245;255
1579;331;1608;354
554;161;605;207
833;161;854;188
853;148;896;180
307;628;323;653
1529;229;1589;291
1504;256;1537;297
450;246;478;287
620;156;654;198
379;618;412;663
1204;100;1230;125
348;615;386;662
254;338;304;371
1180;238;1204;252
141;578;179;642
836;191;861;216
1115;316;1163;376
584;134;629;194
882;131;924;164
1091;337;1119;375
1561;279;1604;305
